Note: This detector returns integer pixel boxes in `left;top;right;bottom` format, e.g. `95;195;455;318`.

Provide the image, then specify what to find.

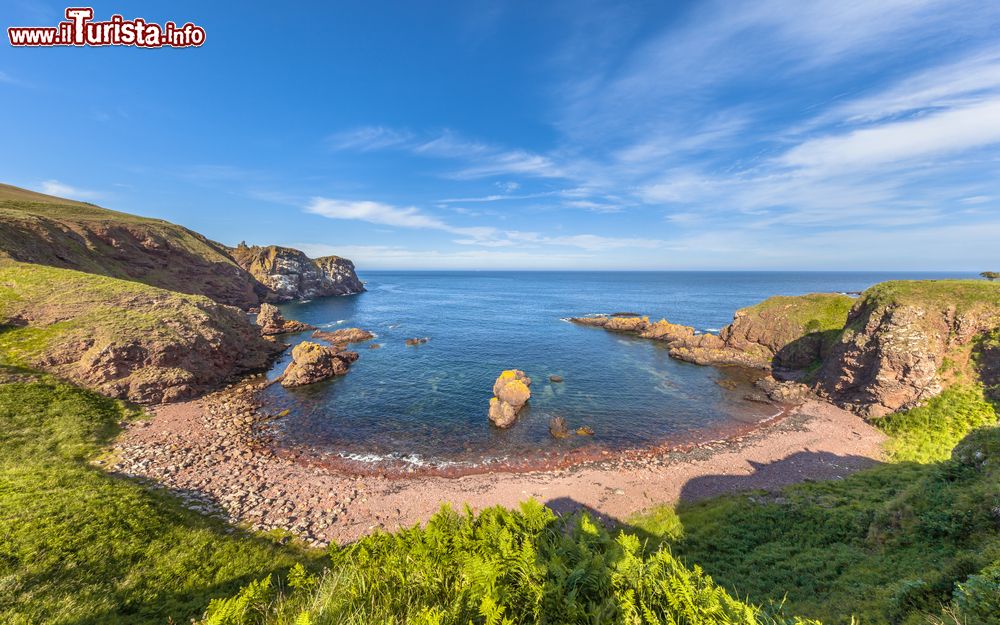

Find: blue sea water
267;271;974;471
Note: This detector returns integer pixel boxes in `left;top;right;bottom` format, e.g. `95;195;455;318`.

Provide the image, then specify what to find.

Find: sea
264;271;974;474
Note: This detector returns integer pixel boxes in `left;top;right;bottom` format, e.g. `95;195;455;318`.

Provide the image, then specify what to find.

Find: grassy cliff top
739;293;854;333
858;279;1000;314
0;182;167;224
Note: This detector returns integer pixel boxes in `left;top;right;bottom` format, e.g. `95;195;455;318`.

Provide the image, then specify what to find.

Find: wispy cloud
38;180;105;201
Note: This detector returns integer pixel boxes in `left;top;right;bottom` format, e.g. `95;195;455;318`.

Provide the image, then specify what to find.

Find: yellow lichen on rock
488;369;532;428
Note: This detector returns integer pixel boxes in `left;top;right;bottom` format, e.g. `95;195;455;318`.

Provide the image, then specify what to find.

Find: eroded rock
488;369;532;428
256;303;316;336
281;341;358;387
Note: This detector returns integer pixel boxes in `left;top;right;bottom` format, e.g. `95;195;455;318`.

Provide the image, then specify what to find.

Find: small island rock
256;303;316;336
488;369;532;428
281;341;358;387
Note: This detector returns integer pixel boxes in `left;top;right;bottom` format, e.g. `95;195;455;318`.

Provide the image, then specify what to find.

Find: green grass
627;384;1000;625
874;385;998;463
201;501;817;625
857;280;1000;315
741;293;854;334
0;366;307;625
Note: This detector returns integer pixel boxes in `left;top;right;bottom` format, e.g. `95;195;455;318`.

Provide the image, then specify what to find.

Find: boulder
549;374;564;383
256;303;315;336
405;337;429;346
576;425;595;436
488;369;532;428
280;341;358;387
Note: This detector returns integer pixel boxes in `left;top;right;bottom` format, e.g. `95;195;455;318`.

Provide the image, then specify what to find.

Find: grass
741;293;855;335
200;501;816;625
874;385;998;463
857;280;1000;315
628;383;1000;625
0;366;308;625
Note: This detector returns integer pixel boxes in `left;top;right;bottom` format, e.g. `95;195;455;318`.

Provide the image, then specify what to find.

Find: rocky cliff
0;260;282;403
816;281;1000;417
571;293;853;371
0;184;268;309
230;244;365;302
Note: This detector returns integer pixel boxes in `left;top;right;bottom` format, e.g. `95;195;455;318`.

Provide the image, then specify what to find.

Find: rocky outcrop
816;281;1000;417
280;341;359;387
311;327;374;345
488;369;532;428
570;294;853;372
314;256;365;295
0;184;267;309
0;260;282;404
256;303;316;335
230;243;364;302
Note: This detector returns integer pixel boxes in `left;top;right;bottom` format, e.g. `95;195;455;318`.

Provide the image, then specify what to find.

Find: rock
256;303;316;336
488;398;517;428
549;375;564;383
755;375;811;404
816;282;1000;417
368;343;382;349
549;416;571;438
641;319;696;342
231;243;364;302
488;369;532;428
575;425;595;436
311;328;374;345
280;341;358;387
405;337;429;346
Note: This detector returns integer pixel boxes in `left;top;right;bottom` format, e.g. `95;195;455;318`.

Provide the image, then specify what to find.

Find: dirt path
108;391;884;546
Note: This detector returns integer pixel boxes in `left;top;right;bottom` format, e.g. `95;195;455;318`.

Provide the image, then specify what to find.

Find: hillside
0;260;281;403
0;183;268;309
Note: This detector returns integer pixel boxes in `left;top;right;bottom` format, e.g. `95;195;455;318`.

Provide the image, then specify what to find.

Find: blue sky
2;1;1000;270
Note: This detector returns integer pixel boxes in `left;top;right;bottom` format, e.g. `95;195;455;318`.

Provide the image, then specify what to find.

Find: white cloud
327;126;414;151
38;180;104;201
779;99;1000;172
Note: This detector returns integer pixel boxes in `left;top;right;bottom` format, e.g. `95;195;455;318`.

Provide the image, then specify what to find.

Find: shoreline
107;381;885;546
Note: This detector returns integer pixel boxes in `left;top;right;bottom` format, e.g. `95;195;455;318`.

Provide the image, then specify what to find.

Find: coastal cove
260;270;972;473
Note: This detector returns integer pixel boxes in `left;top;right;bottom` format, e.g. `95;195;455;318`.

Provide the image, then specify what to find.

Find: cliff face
816;281;1000;417
0;184;267;309
0;261;282;404
230;244;365;302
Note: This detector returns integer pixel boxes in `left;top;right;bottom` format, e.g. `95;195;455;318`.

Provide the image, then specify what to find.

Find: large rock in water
230;243;365;302
488;369;532;428
256;303;315;335
311;327;374;345
281;341;359;387
816;281;1000;417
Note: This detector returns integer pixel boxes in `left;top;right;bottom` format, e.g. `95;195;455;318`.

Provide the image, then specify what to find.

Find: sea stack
488;369;532;428
280;341;359;387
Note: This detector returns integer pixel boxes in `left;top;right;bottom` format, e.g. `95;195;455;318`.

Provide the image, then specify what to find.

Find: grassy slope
0;366;307;625
631;385;1000;625
0;183;260;307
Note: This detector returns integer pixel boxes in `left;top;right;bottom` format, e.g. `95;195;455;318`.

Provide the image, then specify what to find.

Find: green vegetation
856;280;1000;316
628;383;1000;625
875;385;998;462
981;272;999;282
0;366;306;625
201;501;815;625
742;293;855;335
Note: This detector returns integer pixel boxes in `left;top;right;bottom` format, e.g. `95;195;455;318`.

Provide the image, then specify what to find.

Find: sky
2;0;1000;271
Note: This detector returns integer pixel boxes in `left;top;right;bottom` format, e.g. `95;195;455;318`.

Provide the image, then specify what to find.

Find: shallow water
264;271;972;471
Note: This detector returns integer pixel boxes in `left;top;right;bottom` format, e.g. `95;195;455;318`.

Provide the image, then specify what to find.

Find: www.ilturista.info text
8;8;205;48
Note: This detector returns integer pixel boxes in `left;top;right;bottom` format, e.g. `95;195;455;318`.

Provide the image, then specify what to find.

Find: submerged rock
256;303;316;336
281;341;358;387
549;374;564;383
405;337;429;346
488;369;532;428
575;426;595;436
549;416;571;439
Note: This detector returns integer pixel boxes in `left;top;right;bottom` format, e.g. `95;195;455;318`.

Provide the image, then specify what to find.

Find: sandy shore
107;383;885;546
